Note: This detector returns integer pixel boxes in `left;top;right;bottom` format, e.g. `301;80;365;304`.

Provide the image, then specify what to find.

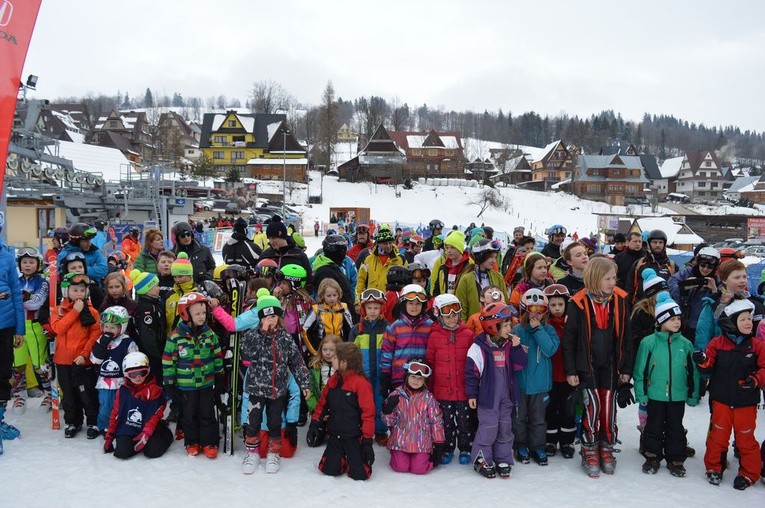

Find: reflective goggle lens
527;305;548;315
125;368;149;380
401;291;427;303
100;314;127;325
404;362;431;378
438;302;462;315
361;289;385;302
18;247;40;258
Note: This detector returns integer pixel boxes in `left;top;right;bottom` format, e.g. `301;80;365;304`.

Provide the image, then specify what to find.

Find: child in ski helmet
382;359;446;474
162;292;223;459
307;342;376;481
541;284;576;459
466;285;508;335
274;264;314;341
512;289;559;466
90;305;139;432
240;288;310;474
379;284;434;398
50;273;102;439
466;302;528;478
104;351;173;459
426;293;477;465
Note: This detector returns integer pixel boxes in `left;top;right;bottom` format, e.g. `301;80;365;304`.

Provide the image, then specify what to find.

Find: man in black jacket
624;229;678;303
615;232;645;290
260;216;313;285
171;221;216;283
222;218;261;270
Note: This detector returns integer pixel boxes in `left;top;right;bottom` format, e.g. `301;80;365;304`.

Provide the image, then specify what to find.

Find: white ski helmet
100;305;131;335
122;351;150;372
433;293;462;317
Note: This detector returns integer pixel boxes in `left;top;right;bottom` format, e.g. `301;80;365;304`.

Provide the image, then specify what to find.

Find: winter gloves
692;350;706;365
616;383;635;409
284;422;298;448
104;433;114;453
430;442;445;467
382;394;400;415
306;420;325;447
79;301;96;327
91;332;115;360
133;431;150;452
360;437;375;466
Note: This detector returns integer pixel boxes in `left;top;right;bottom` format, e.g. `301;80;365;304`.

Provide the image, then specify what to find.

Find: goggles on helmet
401;290;427;303
473;240;502;253
526;304;548;315
18;246;40;258
125;368;150;381
438;301;462;316
67;274;91;286
410;268;430;280
360;288;385;303
100;313;130;325
480;304;515;323
404;361;432;378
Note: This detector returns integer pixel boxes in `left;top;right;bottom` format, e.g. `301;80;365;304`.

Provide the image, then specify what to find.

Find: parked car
224;201;241;214
742;245;765;258
194;199;214;212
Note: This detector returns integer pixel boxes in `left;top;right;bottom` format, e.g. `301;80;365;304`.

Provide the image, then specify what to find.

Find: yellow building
5;198;66;250
200;111;304;174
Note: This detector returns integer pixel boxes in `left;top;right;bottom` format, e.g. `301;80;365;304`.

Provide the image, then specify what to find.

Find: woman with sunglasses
426;294;477;466
103;352;173;459
57;223;109;284
381;359;446;474
667;247;721;343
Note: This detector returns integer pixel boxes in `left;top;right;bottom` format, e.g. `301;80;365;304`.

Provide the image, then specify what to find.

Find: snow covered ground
2;397;763;506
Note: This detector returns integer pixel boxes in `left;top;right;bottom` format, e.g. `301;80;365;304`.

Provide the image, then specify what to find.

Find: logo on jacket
127;407;143;427
144;315;153;325
102;359;120;373
178;345;187;357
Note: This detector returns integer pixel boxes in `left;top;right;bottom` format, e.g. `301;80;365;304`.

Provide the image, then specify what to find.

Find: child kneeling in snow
307;342;376;481
104;352;172;459
382;359;445;474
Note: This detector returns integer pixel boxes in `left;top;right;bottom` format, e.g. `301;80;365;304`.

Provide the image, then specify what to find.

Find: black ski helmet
428;219;444;232
323;234;348;265
386;265;412;290
172;221;193;240
647;229;667;244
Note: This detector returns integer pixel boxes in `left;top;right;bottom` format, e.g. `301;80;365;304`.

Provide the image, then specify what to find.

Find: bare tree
318;81;338;169
468;187;507;218
249;80;293;114
390;97;410;131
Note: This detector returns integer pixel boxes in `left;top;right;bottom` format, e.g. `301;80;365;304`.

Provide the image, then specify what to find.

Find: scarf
587;289;613;305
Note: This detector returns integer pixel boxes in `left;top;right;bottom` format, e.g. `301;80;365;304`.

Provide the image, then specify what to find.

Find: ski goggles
473;240;502;253
438;301;462;316
401;290;427;303
480;304;516;323
220;268;245;280
125;367;150;380
82;228;97;240
526;305;548;315
260;265;279;278
100;313;129;325
17;247;40;258
66;274;91;287
356;224;370;233
404;361;431;378
360;288;385;303
697;256;719;269
410;269;430;280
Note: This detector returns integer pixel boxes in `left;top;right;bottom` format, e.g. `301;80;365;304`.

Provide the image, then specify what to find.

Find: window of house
231;151;245;162
711;182;718;188
698;182;706;187
446;149;455;156
109;120;119;128
548;172;556;179
705;161;711;167
412;149;421;156
428;149;438;156
213;135;226;145
699;191;706;196
228;120;237;127
38;209;55;241
213;151;224;159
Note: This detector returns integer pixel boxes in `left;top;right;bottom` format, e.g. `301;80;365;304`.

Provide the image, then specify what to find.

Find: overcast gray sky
22;0;765;131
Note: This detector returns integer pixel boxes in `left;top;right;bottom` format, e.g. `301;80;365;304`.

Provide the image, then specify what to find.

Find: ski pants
390;450;433;475
438;400;476;453
56;364;99;427
513;392;549;450
546;381;575;447
180;386;219;447
114;421;173;459
580;367;618;446
97;389;118;431
0;327;15;402
704;401;761;482
13;320;48;368
245;395;285;454
641;399;687;462
471;396;515;466
319;435;371;481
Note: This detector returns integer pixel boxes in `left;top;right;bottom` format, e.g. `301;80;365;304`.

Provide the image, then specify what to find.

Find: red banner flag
0;0;43;193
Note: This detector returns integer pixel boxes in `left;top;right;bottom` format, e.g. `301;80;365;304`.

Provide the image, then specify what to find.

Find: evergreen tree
144;88;153;108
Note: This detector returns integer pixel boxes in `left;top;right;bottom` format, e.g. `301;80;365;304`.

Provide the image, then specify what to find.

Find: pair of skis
222;278;246;455
48;260;60;430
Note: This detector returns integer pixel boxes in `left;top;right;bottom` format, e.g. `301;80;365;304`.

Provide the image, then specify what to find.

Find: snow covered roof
405;135;426;148
635;217;703;245
267;122;282;142
533;140;561;164
54;141;135;182
440;136;460;149
659;157;684;178
211;114;255;132
726;175;760;194
51;111;81;132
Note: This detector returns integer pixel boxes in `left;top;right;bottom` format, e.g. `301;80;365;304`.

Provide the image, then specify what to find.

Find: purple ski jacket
465;333;528;410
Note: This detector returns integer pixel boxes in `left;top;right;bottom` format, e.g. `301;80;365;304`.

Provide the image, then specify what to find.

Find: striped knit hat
641;268;667;298
171;252;194;277
129;269;159;295
655;291;682;324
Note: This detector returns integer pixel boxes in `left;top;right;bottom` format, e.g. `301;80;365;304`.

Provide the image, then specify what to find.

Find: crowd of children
0;218;764;492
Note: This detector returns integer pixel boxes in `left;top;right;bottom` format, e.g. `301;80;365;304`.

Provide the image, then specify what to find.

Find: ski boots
544;442;557;457
706;471;722;486
86;425;100;439
496;463;512;478
560;443;576;459
175;427;185;441
581;443;600;478
515;446;530;464
599;442;616;475
685;444;696;458
667;462;686;478
186;444;201;456
458;451;471;465
39;395;52;413
27;387;44;398
441;451;454;465
64;424;82;438
11;396;26;415
642;457;660;474
242;451;259;474
733;475;753;491
473;456;496;479
532;448;548;466
203;445;218;459
265;452;281;473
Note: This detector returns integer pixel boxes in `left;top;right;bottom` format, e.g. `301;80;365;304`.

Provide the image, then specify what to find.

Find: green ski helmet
280;264;307;289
